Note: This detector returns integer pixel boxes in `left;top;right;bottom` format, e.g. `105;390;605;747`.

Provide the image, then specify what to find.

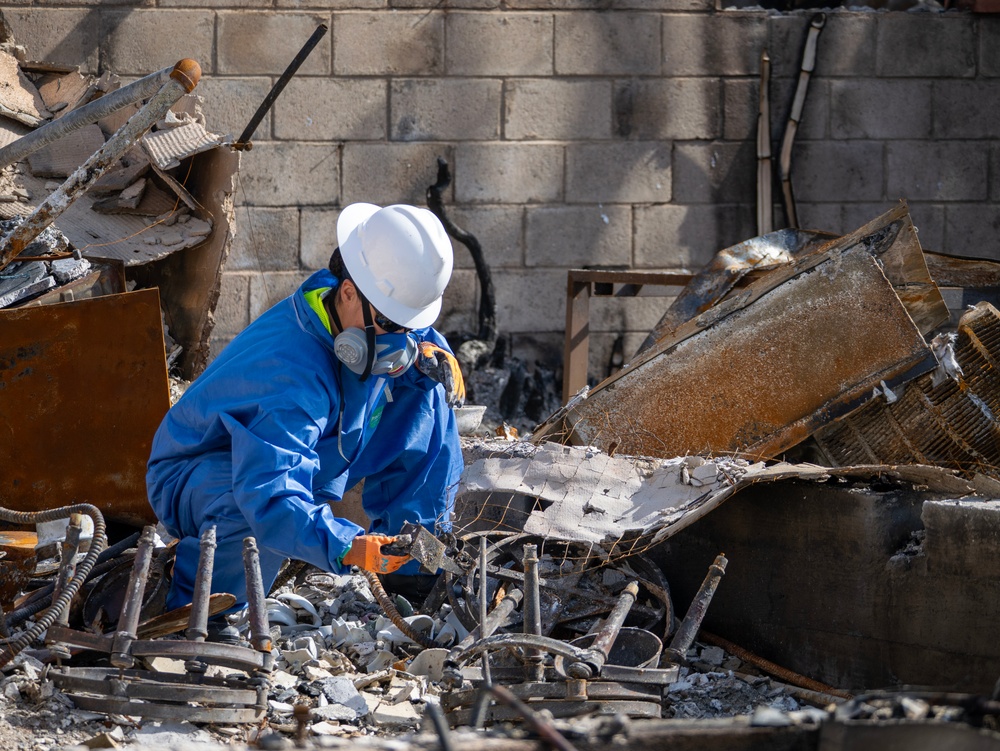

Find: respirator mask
326;284;416;381
334;329;418;378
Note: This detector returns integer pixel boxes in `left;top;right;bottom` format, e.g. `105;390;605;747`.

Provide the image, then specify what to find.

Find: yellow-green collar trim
304;286;333;334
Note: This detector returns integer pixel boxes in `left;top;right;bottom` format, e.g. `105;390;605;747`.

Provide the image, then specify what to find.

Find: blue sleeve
351;384;463;542
220;402;364;574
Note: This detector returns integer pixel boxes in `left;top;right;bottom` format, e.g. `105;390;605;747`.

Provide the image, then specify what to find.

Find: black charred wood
427;157;497;344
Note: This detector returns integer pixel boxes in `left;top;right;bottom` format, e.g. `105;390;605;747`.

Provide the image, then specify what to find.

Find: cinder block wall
5;8;999;387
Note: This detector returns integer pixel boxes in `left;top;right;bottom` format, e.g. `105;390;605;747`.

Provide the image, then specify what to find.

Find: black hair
328;247;351;282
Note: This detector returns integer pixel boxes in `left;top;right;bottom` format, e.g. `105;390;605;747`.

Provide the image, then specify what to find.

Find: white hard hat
337;203;454;330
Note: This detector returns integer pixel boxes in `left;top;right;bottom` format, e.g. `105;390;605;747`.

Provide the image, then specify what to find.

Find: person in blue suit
147;203;466;621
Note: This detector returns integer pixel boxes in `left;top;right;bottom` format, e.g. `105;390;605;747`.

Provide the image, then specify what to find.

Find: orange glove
341;535;410;574
417;342;466;408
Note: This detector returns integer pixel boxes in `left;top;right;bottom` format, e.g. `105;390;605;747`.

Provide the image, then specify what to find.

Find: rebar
522;543;544;682
567;581;639;679
666;553;728;664
110;525;156;668
242;537;273;653
361;569;436;649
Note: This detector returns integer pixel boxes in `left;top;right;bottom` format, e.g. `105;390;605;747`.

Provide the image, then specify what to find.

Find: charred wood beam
427;157;497;343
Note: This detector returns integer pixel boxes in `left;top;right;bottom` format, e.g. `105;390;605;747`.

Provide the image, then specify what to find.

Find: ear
340;279;358;303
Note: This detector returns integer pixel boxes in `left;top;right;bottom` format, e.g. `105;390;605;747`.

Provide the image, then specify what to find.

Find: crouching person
146;203;465;639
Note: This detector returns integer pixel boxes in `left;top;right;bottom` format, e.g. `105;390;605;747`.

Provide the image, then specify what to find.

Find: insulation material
142;120;224;170
456;439;988;553
545;232;938;460
814;302;1000;474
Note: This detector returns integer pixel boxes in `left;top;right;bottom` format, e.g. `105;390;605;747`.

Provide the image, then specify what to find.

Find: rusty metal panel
815;302;1000;474
0;289;168;526
557;241;937;460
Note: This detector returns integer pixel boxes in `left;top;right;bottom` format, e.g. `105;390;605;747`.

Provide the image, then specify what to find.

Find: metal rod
0;59;201;273
756;49;772;236
478;536;492;685
780;14;825;229
484;684;581;751
522;544;545;682
242;537;272;653
567;581;639;679
0;65;179;170
234;25;328;149
53;514;84;628
186;526;216;643
110;525;157;668
425;700;456;751
666;553;728;664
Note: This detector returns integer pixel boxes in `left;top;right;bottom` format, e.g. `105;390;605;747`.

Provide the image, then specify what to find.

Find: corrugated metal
815;302;1000;474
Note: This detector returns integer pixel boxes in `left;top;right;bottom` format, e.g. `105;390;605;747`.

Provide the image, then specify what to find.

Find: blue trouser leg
166;514;287;612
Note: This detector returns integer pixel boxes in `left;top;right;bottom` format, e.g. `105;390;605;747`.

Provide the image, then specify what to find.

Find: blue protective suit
147;269;464;610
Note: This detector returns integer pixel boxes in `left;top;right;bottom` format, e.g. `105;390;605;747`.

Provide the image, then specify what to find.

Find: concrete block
448;205;525;268
723;78;828;142
227;207;300;272
614;77;720;141
101;10;215;75
795;202;843;236
491;268;565;333
455;143;563;203
164;0;270;6
439;268;479;334
301;208;337;271
342;143;452;205
610;0;712;10
671;142;753;205
195;77;274;141
218;12;331;75
554;13;660;75
250;271;312;321
932;81;1000;139
887;141;986;202
993;144;1000;202
768;14;875;79
210;334;235;362
446;13;552;76
633;203;755;271
279;0;382;7
391;78;501;140
395;0;497;8
525;204;631;267
944;204;1000;261
505;79;612;141
830;80;931;140
238;142;340;207
334;12;444;75
589;293;670;335
983;18;1000;77
663;14;768;77
566;142;671;204
901;202;945;254
214;272;252;336
276;78;387;141
922;501;1000;577
876;15;975;78
791;141;884;203
3;9;99;71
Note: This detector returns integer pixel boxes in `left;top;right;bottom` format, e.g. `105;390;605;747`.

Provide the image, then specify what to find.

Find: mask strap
356;288;377;382
326;287;345;335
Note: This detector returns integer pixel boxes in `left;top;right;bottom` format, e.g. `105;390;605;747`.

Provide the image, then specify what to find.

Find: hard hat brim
336;203;444;330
